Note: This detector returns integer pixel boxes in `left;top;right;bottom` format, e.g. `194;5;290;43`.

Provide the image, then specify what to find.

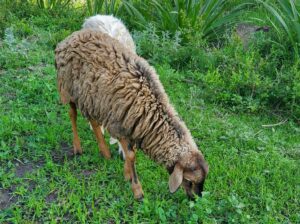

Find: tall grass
36;0;72;9
256;0;300;59
86;0;122;16
123;0;252;42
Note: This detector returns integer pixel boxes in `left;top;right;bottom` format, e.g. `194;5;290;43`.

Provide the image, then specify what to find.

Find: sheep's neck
139;121;188;168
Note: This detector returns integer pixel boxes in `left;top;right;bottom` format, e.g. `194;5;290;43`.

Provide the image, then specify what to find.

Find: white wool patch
110;137;125;159
82;14;136;53
109;136;118;145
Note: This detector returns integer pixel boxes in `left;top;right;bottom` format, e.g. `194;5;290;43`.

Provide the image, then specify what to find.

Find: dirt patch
74;169;96;180
52;142;75;164
46;191;58;203
0;189;17;210
27;180;36;192
81;170;95;176
15;162;35;178
1;159;45;210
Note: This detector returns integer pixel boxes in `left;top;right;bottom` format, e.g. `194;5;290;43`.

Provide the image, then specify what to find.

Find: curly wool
55;29;199;168
82;14;136;158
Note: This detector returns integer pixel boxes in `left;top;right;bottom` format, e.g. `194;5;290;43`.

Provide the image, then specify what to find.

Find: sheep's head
168;151;208;199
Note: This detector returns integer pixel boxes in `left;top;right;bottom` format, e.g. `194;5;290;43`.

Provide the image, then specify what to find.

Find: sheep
82;14;137;158
55;29;209;200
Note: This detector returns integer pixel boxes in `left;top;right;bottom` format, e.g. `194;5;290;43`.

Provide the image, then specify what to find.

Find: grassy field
0;10;300;224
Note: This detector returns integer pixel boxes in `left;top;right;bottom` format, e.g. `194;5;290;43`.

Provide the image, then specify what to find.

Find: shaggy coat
55;29;204;169
82;14;136;158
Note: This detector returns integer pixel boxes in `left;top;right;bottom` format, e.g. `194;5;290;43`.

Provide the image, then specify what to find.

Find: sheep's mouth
182;179;205;200
196;180;205;197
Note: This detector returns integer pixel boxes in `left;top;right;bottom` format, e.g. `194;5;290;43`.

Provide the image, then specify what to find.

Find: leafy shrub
134;26;300;118
134;25;216;71
46;29;72;48
0;0;83;39
0;1;37;38
11;20;34;38
0;28;33;69
134;25;182;65
198;34;300;118
255;0;300;59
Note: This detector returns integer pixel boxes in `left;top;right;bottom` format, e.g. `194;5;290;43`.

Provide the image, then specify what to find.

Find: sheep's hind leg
69;102;83;155
119;138;144;200
89;120;111;159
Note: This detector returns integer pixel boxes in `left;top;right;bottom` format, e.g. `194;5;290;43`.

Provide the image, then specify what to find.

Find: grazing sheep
55;29;209;200
82;14;137;158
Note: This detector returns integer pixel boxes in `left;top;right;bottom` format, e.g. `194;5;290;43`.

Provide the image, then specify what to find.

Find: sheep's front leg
89;120;111;159
69;102;83;155
119;138;144;200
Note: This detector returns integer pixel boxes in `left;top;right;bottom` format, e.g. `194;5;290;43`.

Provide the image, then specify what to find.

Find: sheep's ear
169;164;183;193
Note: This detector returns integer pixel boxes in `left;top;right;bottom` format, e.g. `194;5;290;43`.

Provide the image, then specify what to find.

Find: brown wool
55;29;203;168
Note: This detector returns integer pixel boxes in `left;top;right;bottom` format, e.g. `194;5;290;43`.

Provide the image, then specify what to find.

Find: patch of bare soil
0;159;44;210
27;180;36;192
0;189;17;210
46;191;58;203
15;162;35;178
52;142;75;164
81;170;95;177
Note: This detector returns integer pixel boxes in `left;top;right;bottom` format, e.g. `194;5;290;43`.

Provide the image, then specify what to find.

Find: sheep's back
55;30;155;139
56;30;113;107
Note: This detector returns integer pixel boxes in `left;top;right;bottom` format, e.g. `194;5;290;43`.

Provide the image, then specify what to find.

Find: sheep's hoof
73;147;83;155
133;184;144;201
100;151;111;159
134;193;144;202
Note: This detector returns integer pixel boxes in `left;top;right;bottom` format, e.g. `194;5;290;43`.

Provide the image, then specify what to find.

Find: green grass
0;17;300;224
